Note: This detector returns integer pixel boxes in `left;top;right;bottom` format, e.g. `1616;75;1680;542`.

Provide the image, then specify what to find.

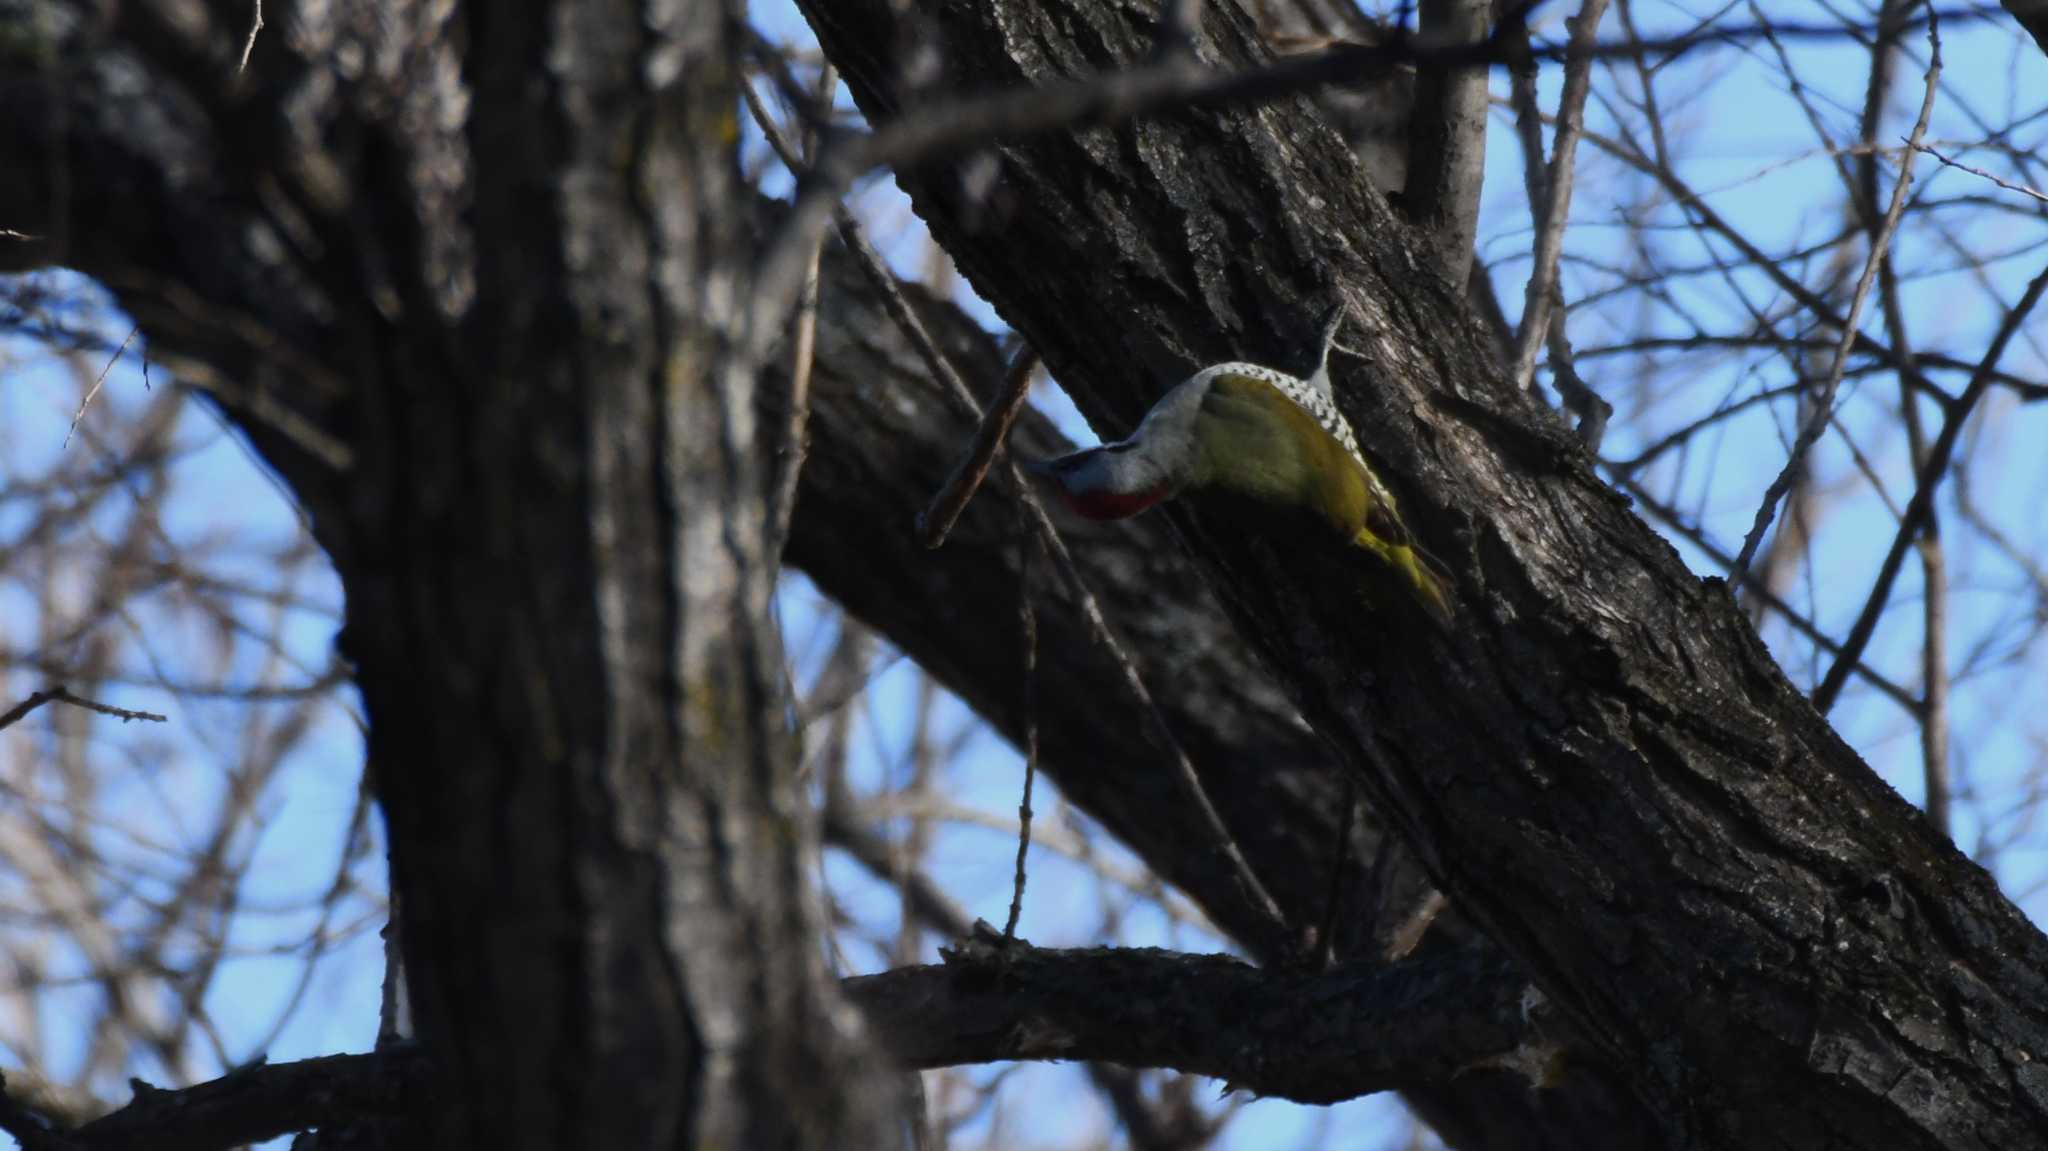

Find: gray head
1021;443;1173;521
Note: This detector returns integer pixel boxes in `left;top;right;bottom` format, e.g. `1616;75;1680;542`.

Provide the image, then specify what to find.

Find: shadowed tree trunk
2;3;892;1149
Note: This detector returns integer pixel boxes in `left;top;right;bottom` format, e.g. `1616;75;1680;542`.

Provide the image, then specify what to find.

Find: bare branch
754;7;2003;395
1813;258;2048;711
0;686;167;732
1510;0;1611;393
1733;12;1943;577
1910;141;2048;206
918;347;1042;549
744;68;842;556
51;1050;427;1151
1003;514;1040;943
64;327;139;450
844;935;1537;1105
237;2;263;74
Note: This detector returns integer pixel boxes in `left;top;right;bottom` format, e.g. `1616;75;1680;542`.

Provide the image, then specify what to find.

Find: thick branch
845;937;1538;1105
1403;0;1492;288
68;1051;430;1151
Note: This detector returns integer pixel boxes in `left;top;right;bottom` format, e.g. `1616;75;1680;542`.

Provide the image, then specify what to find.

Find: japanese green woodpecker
1024;308;1452;623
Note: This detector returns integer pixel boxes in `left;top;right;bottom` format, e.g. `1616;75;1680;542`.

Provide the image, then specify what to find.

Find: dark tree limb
845;936;1542;1105
0;1052;431;1151
71;1052;431;1151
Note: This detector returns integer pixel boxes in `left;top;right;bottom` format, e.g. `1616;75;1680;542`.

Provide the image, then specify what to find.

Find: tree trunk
1;4;892;1148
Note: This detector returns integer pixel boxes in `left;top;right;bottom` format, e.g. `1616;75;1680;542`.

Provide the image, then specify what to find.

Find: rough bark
1;4;891;1149
849;937;1539;1105
796;2;2048;1148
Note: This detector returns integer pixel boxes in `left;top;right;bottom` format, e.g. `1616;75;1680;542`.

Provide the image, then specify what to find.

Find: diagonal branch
1732;10;1943;577
1812;258;2048;711
19;1049;432;1151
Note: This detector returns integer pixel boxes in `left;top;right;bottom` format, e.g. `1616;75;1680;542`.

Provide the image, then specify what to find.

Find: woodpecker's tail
1351;529;1454;626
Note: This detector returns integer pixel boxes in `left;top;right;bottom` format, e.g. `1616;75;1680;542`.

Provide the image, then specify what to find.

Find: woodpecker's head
1022;444;1173;521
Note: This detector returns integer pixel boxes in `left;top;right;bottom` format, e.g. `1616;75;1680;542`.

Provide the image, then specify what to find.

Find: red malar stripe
1063;484;1169;521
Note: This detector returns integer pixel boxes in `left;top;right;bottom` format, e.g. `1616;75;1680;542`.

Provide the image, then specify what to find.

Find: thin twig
1909;141;2048;206
1918;531;1951;834
774;245;825;550
1511;0;1611;393
1505;18;1612;446
1813;256;2048;712
1856;12;1956;835
1003;512;1040;942
1384;890;1448;960
743;69;840;554
65;326;139;449
0;685;169;732
918;346;1042;549
238;1;264;74
1733;10;1942;577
